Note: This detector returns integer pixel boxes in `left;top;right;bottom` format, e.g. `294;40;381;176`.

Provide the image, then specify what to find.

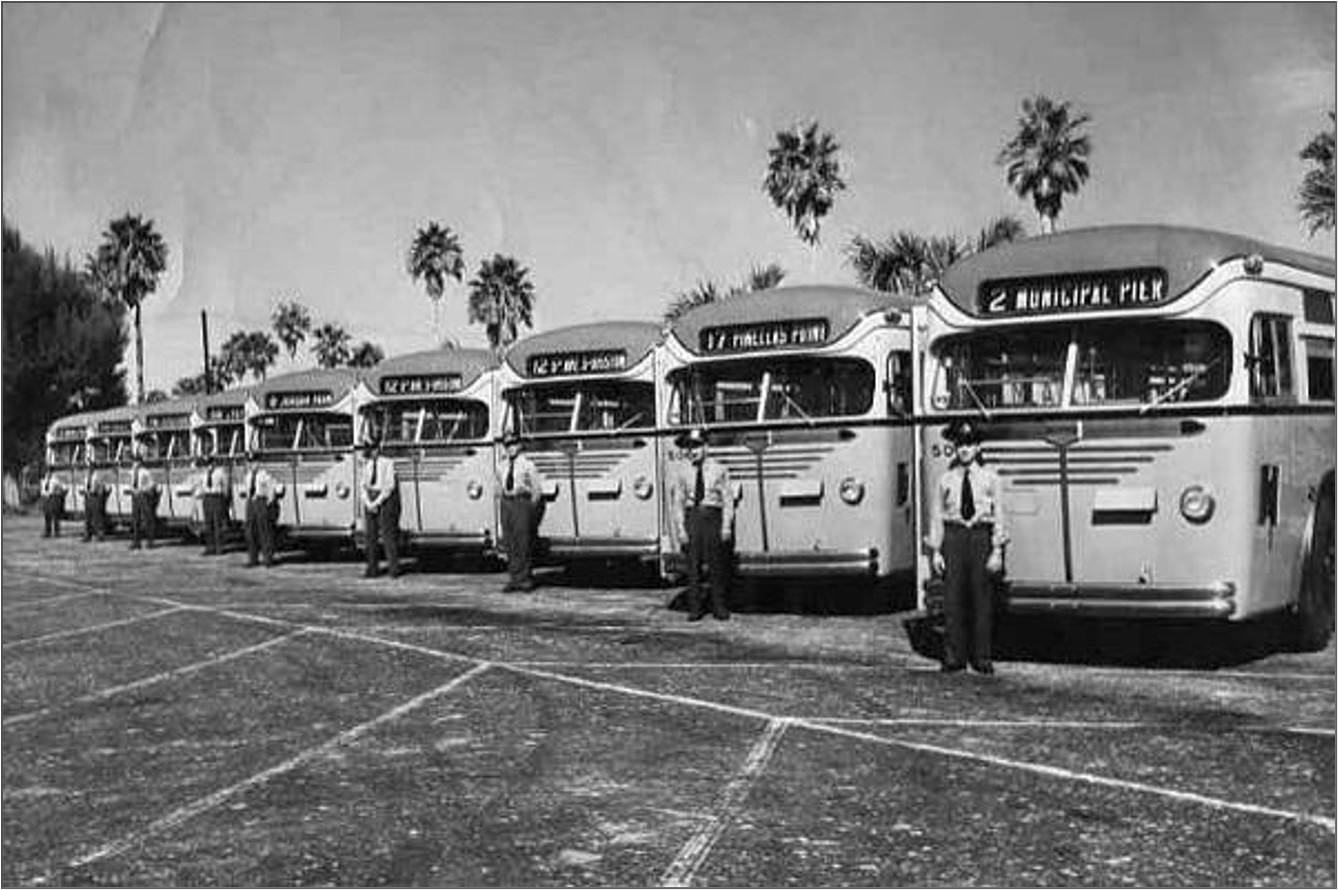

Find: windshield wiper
774;387;816;426
957;377;994;421
1139;354;1222;415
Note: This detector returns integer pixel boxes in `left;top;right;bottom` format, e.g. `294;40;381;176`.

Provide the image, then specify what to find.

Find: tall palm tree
845;221;1022;296
996;95;1092;234
763;120;847;248
976;215;1027;252
407;222;466;345
87;214;168;404
1299;110;1336;237
312;323;353;368
271;300;313;362
219;330;280;383
468;254;536;353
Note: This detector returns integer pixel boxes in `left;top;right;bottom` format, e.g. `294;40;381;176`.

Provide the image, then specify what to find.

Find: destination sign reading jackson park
977;268;1171;318
380;374;464;396
265;390;335;411
527;350;628;378
699;318;831;353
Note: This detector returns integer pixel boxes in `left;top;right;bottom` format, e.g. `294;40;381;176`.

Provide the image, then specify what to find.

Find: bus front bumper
924;579;1237;620
544;536;659;560
734;548;880;578
285;524;356;545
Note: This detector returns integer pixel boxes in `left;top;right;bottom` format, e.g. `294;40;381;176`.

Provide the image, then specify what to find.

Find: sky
3;3;1335;393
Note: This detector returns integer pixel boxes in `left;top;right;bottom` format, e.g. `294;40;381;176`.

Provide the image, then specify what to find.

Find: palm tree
271;300;312;362
87;214;169;404
763;120;847;248
997;95;1092;234
348;341;385;368
219;330;279;383
846;224;1018;296
662;263;788;325
743;262;787;293
1299;110;1336;237
467;254;535;353
976;215;1027;252
407;222;466;345
312;323;353;368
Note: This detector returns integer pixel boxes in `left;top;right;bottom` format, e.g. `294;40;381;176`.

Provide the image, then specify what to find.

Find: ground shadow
662;576;915;617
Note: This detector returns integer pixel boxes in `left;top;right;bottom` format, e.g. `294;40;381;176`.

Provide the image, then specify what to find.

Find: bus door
1247;310;1300;596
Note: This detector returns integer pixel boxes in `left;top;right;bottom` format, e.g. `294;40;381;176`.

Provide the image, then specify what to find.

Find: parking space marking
507;661;931;670
68;661;493;869
660;717;790;888
3;631;308;729
2;607;187;651
804;717;1156;729
2;590;107;612
788;719;1337;833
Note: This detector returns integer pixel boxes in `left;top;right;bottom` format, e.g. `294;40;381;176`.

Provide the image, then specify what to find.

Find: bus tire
1291;477;1335;653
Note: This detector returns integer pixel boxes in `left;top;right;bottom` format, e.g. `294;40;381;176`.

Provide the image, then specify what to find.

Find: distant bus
355;349;499;554
661;286;919;584
497;322;665;567
136;398;198;536
89;406;139;530
246;368;360;551
911;225;1336;650
44;411;95;517
191;387;252;535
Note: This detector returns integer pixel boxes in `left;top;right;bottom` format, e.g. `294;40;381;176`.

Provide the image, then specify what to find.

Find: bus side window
885;350;911;417
1304;337;1335;402
1248;314;1294;401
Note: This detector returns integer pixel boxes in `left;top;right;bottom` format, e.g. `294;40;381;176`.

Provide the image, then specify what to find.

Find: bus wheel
1291;483;1335;653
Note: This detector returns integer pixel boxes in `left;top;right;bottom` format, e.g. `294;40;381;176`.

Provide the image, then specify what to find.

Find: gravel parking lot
3;515;1334;887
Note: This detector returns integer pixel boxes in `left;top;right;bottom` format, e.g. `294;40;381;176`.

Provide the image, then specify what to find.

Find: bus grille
530;448;635;481
412;457;468;478
714;446;834;482
292;463;328;484
985;443;1171;487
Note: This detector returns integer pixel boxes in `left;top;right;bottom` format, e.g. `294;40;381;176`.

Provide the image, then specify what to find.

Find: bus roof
503;321;662;377
667;285;917;354
195;385;254;410
89;404;139;433
140;396;198;418
363;347;496;393
250;367;360;398
47;409;99;441
938;225;1337;317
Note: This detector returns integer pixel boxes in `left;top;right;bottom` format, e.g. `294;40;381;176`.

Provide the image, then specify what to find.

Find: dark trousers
131;493;157;548
201;494;226;554
942;523;996;669
84;492;108;540
685;506;730;617
245;496;275;566
364;492;401;576
42;495;62;537
501;496;538;586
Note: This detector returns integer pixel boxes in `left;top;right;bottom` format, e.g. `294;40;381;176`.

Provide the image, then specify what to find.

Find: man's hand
931;550;946;576
985;548;1004;575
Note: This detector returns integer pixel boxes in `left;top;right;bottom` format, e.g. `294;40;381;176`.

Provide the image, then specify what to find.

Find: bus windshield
194;425;244;458
91;437;131;463
669;357;875;425
930;321;1231;411
253;412;354;452
137;431;191;461
508;381;655;434
365;399;490;444
48;441;84;465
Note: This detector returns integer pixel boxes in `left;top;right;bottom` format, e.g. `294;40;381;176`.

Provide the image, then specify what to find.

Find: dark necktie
506;458;515;493
960;470;976;522
249;470;257;498
369;459;378;487
694;462;705;506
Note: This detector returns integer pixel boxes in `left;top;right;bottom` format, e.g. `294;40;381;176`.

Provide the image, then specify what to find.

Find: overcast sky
4;3;1334;392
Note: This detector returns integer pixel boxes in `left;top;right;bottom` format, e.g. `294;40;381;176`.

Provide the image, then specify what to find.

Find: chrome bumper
924;579;1237;620
546;536;659;560
735;548;879;578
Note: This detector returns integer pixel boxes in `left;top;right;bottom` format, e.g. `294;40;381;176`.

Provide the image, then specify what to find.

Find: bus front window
670;358;874;425
369;400;490;444
933;329;1070;411
574;382;654;431
1073;321;1230;406
296;413;354;450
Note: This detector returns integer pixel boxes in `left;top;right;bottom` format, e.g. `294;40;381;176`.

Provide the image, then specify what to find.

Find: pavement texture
3;514;1335;887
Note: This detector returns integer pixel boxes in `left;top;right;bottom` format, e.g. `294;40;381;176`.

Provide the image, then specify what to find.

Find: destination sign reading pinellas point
699;318;830;353
977;268;1170;318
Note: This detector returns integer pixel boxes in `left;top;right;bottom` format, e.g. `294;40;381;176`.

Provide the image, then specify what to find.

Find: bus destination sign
380;374;464;396
527;350;628;377
144;413;190;429
978;268;1170;318
265;390;335;411
54;426;86;440
205;405;245;421
700;318;830;354
98;420;133;434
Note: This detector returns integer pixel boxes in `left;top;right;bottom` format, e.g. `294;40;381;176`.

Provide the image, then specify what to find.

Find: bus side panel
295;452;357;534
407;446;498;547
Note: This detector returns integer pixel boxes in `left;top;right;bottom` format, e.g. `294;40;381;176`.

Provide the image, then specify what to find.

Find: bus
496;322;665;568
136;397;198;536
191;386;252;536
910;225;1336;651
661;286;919;585
246;368;361;552
355;348;499;554
44;410;96;518
89;405;139;531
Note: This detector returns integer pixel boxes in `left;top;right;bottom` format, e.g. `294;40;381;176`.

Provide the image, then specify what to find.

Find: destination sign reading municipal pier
527;350;628;377
978;268;1170;318
700;319;830;353
380;374;464;396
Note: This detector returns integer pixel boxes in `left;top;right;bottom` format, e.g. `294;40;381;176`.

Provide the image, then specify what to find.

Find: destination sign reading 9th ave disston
380;374;465;396
265;390;335;411
699;318;830;354
204;405;245;421
527;350;628;378
144;413;190;429
977;268;1170;318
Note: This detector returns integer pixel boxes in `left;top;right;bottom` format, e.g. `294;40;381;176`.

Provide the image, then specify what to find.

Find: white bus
355;349;499;554
136;398;198;536
661;286;919;584
191;386;252;536
911;225;1336;651
496;322;664;567
89;406;138;530
44;410;96;518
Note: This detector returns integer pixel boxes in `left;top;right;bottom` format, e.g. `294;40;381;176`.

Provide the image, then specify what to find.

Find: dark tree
348;341;385;368
87;213;168;404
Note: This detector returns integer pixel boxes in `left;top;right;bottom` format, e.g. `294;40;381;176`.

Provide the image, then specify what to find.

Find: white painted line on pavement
787;719;1337;833
67;661;493;869
803;717;1156;729
3;631;308;729
2;608;187;651
2;590;105;611
506;660;916;670
661;717;790;888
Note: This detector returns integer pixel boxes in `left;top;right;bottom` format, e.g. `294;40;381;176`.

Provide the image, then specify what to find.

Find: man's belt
944;519;993;531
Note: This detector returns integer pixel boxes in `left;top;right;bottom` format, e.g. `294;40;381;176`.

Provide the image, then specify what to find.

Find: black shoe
502;581;520;592
82;536;91;543
245;561;258;568
389;568;403;579
971;663;995;675
712;611;731;621
517;581;535;592
687;611;706;622
263;560;275;568
940;663;966;674
364;568;381;579
129;544;141;550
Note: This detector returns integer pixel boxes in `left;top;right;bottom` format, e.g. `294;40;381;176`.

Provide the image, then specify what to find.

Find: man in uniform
197;452;229;556
82;452;109;542
241;447;278;568
129;452;158;550
361;437;402;578
39;468;66;538
496;430;544;592
926;418;1008;675
668;427;734;621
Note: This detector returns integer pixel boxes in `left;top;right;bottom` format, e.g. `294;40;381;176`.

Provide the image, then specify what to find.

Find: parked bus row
42;226;1336;649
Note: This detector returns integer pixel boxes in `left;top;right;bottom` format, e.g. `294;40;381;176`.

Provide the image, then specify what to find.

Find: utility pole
200;309;212;394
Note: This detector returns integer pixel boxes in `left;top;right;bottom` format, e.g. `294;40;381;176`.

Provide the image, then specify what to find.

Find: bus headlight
839;477;865;505
1179;485;1216;523
633;476;654;499
334;482;350;499
466;480;484;500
